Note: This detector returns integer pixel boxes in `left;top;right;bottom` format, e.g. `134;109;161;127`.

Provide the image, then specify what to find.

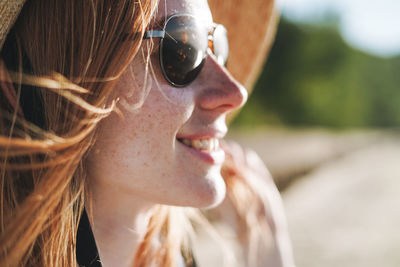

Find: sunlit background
228;0;400;266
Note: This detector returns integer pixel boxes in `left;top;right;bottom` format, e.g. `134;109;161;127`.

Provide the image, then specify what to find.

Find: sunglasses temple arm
143;30;165;39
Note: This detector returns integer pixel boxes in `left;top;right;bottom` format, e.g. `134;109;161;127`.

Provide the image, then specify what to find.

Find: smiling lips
177;138;220;152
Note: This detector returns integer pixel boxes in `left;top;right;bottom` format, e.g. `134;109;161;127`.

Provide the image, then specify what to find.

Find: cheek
138;86;196;130
87;87;194;182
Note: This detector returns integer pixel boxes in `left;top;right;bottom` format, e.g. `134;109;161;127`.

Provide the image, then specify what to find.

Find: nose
196;55;248;114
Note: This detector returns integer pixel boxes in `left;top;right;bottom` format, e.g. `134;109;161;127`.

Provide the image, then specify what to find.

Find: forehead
156;0;213;25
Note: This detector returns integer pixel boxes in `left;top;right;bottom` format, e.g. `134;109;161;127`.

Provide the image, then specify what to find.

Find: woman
0;0;293;266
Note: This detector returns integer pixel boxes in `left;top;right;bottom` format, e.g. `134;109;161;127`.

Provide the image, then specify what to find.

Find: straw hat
0;0;26;49
209;0;278;90
0;0;277;91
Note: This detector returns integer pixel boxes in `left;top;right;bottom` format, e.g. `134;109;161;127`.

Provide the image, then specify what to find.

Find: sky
276;0;400;57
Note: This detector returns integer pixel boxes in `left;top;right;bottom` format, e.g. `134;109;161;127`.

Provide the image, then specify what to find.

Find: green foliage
233;18;400;128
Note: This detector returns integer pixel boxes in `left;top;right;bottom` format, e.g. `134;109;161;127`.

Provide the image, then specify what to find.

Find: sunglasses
144;13;229;87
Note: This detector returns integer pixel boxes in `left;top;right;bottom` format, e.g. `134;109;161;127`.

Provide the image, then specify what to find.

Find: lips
176;135;225;164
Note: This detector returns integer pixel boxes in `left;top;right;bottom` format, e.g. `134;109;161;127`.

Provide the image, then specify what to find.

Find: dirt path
283;135;400;267
227;129;382;189
227;129;400;267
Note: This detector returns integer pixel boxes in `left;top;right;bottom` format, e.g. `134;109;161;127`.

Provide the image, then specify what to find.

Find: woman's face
87;0;247;208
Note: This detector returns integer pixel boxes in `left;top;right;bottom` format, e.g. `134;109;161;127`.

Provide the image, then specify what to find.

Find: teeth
214;139;219;150
200;139;209;150
179;138;219;151
192;139;202;150
209;139;215;151
182;139;191;146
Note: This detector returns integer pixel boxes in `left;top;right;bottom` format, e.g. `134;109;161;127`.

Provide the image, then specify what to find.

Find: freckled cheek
141;95;193;129
98;89;193;165
116;110;172;154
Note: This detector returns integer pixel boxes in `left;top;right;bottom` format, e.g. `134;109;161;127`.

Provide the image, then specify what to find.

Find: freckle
137;151;141;156
148;114;151;118
129;132;137;140
143;162;149;167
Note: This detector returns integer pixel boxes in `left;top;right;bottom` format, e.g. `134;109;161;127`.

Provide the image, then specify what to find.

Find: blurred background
227;0;400;266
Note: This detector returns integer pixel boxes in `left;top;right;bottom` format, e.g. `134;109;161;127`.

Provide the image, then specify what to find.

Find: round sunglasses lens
212;25;229;67
160;15;208;86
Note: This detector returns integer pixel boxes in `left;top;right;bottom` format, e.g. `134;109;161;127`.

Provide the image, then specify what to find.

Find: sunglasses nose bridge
206;49;226;67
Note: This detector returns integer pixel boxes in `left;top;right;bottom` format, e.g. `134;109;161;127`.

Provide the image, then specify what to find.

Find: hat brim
0;0;26;50
209;0;278;92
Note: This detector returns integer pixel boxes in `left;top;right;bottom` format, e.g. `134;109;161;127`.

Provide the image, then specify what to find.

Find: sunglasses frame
143;13;228;87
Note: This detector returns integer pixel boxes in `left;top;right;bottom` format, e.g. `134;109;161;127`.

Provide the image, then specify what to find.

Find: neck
87;184;156;267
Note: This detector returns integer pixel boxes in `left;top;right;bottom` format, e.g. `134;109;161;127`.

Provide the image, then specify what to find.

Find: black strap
76;210;102;267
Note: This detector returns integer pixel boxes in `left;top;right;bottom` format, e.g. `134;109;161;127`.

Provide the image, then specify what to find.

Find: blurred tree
233;17;400;128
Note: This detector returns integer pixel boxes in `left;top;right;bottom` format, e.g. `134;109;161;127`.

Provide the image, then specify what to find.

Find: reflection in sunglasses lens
212;25;229;67
160;15;208;86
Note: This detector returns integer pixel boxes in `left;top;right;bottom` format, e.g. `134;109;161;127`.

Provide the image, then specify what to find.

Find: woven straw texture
0;0;26;49
209;0;277;90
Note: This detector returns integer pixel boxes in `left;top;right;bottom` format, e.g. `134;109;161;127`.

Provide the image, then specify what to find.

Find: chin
188;172;227;209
